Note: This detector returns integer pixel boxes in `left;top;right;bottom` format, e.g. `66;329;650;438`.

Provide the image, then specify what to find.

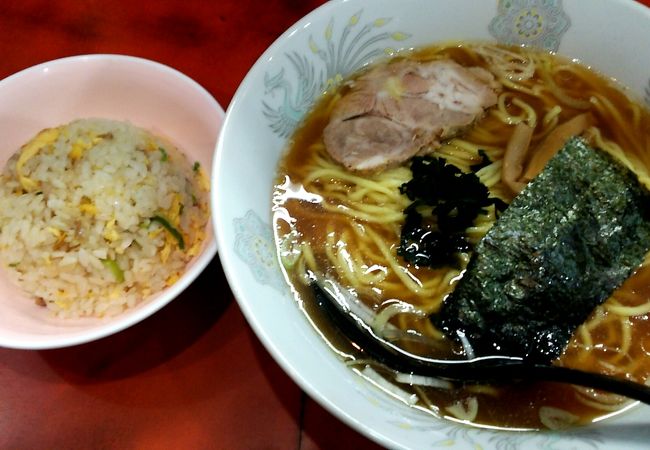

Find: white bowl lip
213;0;650;448
1;53;212;93
213;1;397;445
0;53;223;350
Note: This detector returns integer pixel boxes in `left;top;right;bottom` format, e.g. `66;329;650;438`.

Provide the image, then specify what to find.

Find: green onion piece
150;215;185;250
191;193;198;206
101;259;124;283
193;161;200;173
8;262;19;268
159;147;168;162
278;230;302;269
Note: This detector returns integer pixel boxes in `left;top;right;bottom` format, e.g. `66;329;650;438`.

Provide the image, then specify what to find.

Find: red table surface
1;1;649;449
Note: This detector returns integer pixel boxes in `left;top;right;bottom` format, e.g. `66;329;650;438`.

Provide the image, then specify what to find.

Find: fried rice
0;118;210;318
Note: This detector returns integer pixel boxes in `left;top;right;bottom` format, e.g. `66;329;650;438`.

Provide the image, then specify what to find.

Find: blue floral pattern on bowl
489;0;570;51
263;11;411;137
233;210;286;291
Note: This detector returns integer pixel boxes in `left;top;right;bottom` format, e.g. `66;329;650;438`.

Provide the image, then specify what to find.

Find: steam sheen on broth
272;43;650;430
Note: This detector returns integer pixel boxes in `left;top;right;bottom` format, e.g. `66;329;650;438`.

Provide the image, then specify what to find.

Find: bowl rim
213;1;405;446
0;53;223;350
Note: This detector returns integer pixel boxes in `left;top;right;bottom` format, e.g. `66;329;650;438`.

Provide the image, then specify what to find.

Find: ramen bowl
0;54;223;349
213;0;650;448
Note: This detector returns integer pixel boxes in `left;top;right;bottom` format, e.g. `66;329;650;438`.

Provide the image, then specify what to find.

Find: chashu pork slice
323;59;500;172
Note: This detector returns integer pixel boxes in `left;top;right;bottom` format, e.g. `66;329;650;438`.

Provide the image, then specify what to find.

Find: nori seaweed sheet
431;138;650;363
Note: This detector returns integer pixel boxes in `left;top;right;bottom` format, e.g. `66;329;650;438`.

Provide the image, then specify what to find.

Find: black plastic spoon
311;280;650;405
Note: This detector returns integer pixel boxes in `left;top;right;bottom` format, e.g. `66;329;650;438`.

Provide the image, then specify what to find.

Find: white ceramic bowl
0;54;223;349
213;1;650;448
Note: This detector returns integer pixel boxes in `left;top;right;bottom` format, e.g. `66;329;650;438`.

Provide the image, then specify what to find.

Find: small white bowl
0;54;223;349
214;0;650;449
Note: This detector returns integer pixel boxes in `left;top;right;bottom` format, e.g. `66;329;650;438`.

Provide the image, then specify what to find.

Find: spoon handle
311;281;650;405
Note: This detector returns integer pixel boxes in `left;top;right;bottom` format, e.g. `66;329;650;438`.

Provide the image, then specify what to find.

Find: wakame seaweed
432;138;650;363
398;155;502;268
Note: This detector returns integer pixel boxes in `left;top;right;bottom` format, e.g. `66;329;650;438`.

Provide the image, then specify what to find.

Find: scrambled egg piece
187;226;205;258
165;272;180;287
54;289;71;310
46;227;66;248
156;193;186;263
79;196;97;215
103;219;120;242
16;127;60;191
168;193;182;227
195;166;210;192
69;133;103;161
159;240;172;263
145;139;159;152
